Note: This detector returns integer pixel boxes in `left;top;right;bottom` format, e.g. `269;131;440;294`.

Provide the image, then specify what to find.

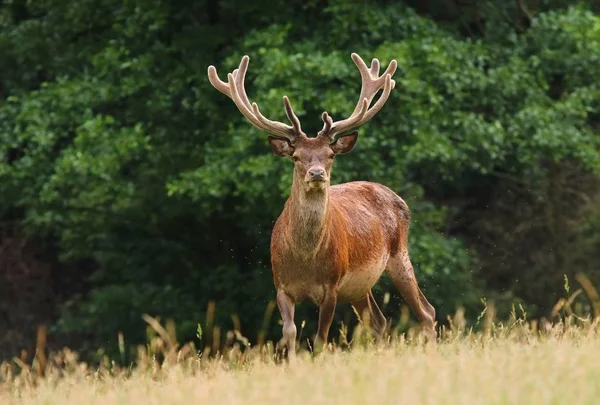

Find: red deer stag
207;53;436;357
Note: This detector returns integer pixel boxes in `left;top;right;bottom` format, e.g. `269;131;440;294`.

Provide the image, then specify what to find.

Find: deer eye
328;153;335;159
292;155;300;162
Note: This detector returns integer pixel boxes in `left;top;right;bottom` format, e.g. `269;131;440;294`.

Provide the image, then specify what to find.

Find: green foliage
54;283;203;357
1;0;599;358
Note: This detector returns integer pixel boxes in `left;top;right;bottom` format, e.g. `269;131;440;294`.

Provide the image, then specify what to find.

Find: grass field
1;307;600;405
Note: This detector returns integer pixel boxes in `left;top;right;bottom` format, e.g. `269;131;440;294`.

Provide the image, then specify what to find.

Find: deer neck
284;176;331;256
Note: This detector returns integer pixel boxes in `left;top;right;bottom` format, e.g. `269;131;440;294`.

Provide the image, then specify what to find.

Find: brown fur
269;135;436;355
207;53;435;358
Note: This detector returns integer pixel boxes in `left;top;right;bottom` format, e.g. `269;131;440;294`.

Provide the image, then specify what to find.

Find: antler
207;56;303;141
318;53;397;139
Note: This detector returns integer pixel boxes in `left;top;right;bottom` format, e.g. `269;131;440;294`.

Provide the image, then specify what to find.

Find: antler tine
283;96;302;134
358;73;395;123
369;58;380;76
207;56;302;141
250;101;301;138
319;98;369;138
207;65;229;96
319;53;398;139
317;112;332;137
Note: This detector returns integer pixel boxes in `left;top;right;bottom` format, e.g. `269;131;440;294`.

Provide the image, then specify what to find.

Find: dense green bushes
1;0;599;359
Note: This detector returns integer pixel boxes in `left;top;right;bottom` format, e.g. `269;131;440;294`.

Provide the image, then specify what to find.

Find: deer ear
331;131;358;154
268;136;294;158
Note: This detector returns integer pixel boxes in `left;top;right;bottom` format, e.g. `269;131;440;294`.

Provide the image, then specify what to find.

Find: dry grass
1;318;599;404
2;337;600;405
2;277;600;405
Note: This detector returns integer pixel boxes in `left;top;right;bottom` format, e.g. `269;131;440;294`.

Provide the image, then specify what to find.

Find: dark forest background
1;0;600;361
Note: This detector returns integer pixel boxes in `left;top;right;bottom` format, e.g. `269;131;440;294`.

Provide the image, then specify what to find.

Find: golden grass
2;274;600;405
1;314;600;405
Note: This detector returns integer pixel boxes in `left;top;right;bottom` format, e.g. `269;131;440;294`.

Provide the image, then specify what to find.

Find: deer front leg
314;289;337;353
277;290;297;360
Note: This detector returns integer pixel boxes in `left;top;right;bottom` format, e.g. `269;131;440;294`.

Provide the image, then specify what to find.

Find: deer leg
367;291;387;337
314;289;337;353
351;291;387;339
276;290;297;359
385;251;436;341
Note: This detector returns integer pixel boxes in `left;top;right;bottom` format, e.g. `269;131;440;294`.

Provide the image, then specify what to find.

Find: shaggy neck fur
285;175;331;256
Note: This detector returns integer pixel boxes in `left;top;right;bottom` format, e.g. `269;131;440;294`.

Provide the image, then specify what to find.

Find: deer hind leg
276;290;297;359
351;290;387;340
385;251;436;341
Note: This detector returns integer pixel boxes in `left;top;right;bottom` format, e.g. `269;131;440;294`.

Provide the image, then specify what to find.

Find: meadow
2;3;600;404
1;295;599;405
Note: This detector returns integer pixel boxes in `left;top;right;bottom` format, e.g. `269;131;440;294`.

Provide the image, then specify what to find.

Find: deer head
207;53;397;193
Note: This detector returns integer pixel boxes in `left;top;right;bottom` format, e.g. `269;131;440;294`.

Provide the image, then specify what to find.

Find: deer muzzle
307;168;326;182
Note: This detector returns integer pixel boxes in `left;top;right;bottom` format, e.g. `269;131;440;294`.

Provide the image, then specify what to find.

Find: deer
207;53;436;357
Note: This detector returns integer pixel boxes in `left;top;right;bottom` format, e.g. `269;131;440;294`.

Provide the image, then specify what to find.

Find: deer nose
309;168;326;181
